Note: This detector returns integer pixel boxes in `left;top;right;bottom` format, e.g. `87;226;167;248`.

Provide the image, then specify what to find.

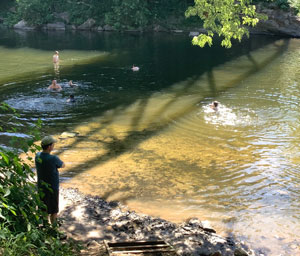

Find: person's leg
50;213;58;224
48;190;59;225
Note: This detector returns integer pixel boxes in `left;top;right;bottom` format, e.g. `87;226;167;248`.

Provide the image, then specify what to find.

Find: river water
0;28;299;255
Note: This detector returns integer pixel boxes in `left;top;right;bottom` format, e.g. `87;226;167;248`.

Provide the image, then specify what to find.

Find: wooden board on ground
104;240;178;255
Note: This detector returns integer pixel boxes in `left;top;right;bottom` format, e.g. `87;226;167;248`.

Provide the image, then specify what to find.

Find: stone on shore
189;31;200;37
14;20;35;30
45;22;66;30
103;24;115;31
59;187;253;256
78;19;96;30
249;4;300;37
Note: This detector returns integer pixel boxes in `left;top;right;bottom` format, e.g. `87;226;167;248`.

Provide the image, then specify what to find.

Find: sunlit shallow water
0;28;299;255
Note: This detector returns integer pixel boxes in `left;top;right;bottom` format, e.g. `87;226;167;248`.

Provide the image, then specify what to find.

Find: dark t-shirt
35;152;63;191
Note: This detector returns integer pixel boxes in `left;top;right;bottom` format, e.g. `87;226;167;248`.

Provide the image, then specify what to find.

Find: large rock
13;20;35;30
97;26;103;31
250;4;300;37
189;31;200;37
66;25;76;30
153;24;168;32
78;18;96;30
46;22;66;30
172;29;183;33
103;24;115;31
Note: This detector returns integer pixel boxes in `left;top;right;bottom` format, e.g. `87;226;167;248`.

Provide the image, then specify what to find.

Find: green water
0;28;299;255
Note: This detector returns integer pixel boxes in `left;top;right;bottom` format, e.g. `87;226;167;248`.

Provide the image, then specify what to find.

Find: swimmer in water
68;80;77;87
48;80;62;91
67;95;75;103
131;65;139;71
210;101;219;111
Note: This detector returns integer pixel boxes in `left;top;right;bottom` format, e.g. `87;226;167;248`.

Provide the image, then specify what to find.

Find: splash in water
200;103;253;127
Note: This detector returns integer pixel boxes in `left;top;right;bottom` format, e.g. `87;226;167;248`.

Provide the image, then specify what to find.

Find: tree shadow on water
58;39;289;183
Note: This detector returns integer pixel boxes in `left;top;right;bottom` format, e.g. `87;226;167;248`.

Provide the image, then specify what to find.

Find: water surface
0;28;299;255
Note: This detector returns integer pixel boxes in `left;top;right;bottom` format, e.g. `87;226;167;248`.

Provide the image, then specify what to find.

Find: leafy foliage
2;0;298;47
0;103;80;256
105;0;150;29
185;0;267;48
13;0;55;26
288;0;300;12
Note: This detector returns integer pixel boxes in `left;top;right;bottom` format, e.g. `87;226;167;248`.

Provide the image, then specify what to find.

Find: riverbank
59;187;253;256
2;2;300;39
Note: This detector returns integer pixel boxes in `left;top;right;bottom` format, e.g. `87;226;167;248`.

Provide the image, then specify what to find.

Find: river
0;27;299;255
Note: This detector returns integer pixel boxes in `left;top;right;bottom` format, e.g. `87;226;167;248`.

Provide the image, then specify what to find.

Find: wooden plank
104;240;177;255
107;240;166;247
110;245;170;251
111;249;175;254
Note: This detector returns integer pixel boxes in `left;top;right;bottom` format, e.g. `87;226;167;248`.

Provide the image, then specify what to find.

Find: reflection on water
0;46;109;86
0;28;300;255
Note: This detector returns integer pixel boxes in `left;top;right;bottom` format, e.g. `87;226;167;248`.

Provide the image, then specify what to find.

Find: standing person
53;51;59;64
53;51;59;71
35;136;65;225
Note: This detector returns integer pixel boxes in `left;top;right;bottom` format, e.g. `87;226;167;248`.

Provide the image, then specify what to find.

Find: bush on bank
0;0;298;30
0;103;80;256
0;0;195;28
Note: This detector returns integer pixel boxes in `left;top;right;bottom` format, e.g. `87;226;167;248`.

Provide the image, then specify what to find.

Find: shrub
0;103;80;256
104;0;151;29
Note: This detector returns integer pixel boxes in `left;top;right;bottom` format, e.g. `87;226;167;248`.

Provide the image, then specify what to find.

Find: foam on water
200;103;254;127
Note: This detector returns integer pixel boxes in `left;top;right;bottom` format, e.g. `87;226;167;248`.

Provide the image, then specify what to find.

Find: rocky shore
8;4;300;39
59;188;254;256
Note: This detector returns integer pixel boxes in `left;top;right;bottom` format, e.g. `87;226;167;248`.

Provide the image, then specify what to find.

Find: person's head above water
48;79;62;91
213;101;219;107
67;94;75;102
210;101;219;111
69;80;76;87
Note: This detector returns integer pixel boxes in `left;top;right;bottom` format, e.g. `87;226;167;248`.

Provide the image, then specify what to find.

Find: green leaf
3;188;10;197
27;223;31;232
0;152;10;165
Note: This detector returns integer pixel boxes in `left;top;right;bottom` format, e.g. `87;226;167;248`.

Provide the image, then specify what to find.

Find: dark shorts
40;188;59;214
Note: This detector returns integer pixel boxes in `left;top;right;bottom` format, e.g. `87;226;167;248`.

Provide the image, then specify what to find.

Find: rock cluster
59;188;253;256
11;6;300;38
249;4;300;37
